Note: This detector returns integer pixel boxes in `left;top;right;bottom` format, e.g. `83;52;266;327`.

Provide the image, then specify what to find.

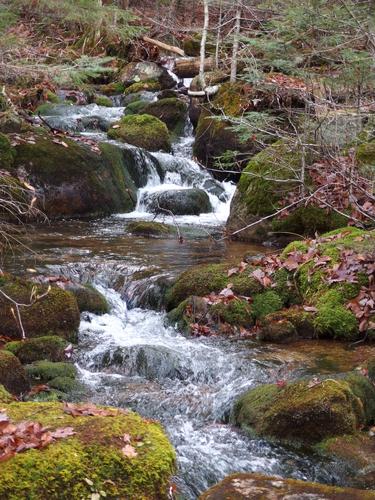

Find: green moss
94;96;113;107
272;267;301;305
0;351;30;395
210;299;253;327
108;114;171;152
4;336;68;364
281;240;309;257
213;82;250;117
165;263;264;311
272;206;348;236
251;291;283;319
45;91;60;104
314;290;358;340
100;82;125;95
143;98;187;135
234;376;373;445
0;384;13;403
0;402;175;499
0;132;15;168
345;372;375;423
26;361;77;382
257;319;297;343
71;285;109;315
124;100;149;115
48;376;83;394
356;140;375;165
124;80;161;95
0;274;80;341
128;221;174;237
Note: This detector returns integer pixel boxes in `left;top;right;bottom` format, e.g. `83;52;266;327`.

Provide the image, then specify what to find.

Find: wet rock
0;401;175;498
62;283;109;315
259;307;315;343
233;373;375;445
124;273;172;310
119;61;176;90
0;351;30;395
123;100;149;116
199;473;375;499
142;188;212;216
124;80;161;95
108;114;171;152
143;98;188;135
127;221;174;237
257;319;298;343
12;134;137;218
4;336;68;364
0;274;80;342
122;90;157;105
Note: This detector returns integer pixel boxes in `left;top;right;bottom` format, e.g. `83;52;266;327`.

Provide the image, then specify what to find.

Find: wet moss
213;82;250;117
0;384;13;403
26;361;77;382
71;285;109;315
48;376;83;394
108;114;171;152
272;206;347;236
0;351;30;395
4;336;68;364
124;100;149;116
251;291;283;319
314;290;358;340
0;274;80;342
94;96;113;107
100;82;125;95
0;402;175;499
128;221;174;237
210;299;253;328
143;98;187;135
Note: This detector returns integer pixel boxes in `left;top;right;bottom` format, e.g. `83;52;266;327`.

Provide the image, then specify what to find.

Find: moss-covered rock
0;274;80;342
120;61;175;90
94;95;113;107
190;70;229;92
0;351;30;395
251;291;283;319
47;376;83;394
99;82;125;95
0;401;176;499
165;263;264;311
128;221;174;237
212;82;251;117
4;336;68;364
144;188;212;216
314;290;358;340
226;141;345;242
124;80;161;95
0;384;13;403
108;114;171;152
26;361;77;382
66;284;109;315
233;373;375;445
143;98;187;135
210;299;253;328
257;319;297;343
124;99;149;116
259;307;315;343
199;472;375;499
12;134;136;218
0;133;15;168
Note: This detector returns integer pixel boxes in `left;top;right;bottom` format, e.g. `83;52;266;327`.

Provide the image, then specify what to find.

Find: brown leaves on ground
347;287;375;333
63;403;128;418
0;411;75;463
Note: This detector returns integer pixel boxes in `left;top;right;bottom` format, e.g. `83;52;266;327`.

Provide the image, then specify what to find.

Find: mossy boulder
4;336;68;364
314;290;358;340
257;319;297;343
143;98;188;135
165;263;264;311
143;188;212;216
0;384;13;403
119;61;175;90
190;70;229;92
183;34;215;57
0;351;30;395
124;80;161;95
0;401;176;499
12;135;137;218
99;82;125;95
227;141;345;242
93;95;113;107
127;221;174;237
108;114;171;152
0;133;15;168
212;82;251;117
259;307;315;343
199;473;375;499
124;99;149;116
26;361;77;382
0;274;80;342
65;284;109;315
233;374;375;445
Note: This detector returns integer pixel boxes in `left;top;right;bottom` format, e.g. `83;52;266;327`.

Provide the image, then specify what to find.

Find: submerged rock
142;188;212;216
0;401;175;499
108;114;171;152
0;351;30;395
0;274;80;342
233;373;375;445
200;473;375;499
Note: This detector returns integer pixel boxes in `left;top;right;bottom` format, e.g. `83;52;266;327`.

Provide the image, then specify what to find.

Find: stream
8;96;354;498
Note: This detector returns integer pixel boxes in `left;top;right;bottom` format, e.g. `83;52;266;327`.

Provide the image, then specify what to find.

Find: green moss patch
94;95;113;107
128;221;174;237
143;98;187;135
0;351;30;395
5;336;68;364
124;80;161;95
26;361;77;382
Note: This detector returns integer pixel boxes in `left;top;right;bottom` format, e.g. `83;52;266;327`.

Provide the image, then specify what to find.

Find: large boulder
119;61;176;90
233;373;375;445
142;188;212;216
0;351;30;395
108;114;171;152
143;98;188;135
5;336;68;364
0;401;175;498
200;473;375;499
0;274;80;342
12;135;137;218
226;140;346;242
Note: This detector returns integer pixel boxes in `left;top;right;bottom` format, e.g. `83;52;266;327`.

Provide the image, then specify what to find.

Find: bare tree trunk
230;0;242;83
199;0;209;88
215;0;223;69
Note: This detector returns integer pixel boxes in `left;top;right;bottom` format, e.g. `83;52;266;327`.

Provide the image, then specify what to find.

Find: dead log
174;57;215;78
142;36;185;57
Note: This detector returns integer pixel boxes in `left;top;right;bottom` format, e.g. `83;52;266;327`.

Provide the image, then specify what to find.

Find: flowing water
10;98;353;498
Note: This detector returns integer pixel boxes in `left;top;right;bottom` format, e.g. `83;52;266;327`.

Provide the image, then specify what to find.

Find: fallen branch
142;36;185;57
